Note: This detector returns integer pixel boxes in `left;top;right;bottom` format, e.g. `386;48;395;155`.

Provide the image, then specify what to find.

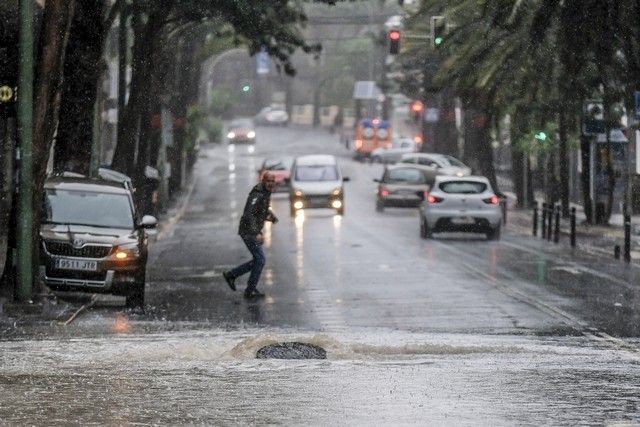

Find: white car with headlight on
419;175;502;240
289;155;349;216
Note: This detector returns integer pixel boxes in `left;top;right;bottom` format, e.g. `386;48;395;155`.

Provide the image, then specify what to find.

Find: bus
353;118;392;159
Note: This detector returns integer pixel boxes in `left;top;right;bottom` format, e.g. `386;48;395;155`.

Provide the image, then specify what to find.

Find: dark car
39;177;157;308
374;165;433;211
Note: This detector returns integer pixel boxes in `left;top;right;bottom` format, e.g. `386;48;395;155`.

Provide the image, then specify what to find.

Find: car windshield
295;165;339;181
439;181;488;194
384;168;425;184
265;158;292;171
43;189;135;229
230;119;253;129
443;156;466;167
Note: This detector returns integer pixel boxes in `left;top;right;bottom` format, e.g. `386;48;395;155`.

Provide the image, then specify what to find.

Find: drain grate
256;342;327;359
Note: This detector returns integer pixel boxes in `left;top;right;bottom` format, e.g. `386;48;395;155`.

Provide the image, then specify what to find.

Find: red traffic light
388;30;401;55
410;100;424;113
388;30;401;41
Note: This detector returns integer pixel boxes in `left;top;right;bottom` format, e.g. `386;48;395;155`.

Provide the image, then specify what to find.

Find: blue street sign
635;91;640;120
256;51;269;75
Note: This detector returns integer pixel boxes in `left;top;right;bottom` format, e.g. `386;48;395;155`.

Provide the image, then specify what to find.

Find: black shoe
244;289;265;299
222;271;236;291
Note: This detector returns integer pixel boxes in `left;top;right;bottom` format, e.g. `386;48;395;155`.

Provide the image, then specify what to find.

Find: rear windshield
264;158;292;171
44;189;135;229
295;165;339;181
383;168;425;184
439;181;487;194
443;156;466;167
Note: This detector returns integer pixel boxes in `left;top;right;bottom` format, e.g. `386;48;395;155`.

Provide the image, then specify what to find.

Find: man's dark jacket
238;183;272;237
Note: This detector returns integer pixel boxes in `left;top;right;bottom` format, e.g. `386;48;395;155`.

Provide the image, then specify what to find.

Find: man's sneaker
244;289;265;299
222;271;236;291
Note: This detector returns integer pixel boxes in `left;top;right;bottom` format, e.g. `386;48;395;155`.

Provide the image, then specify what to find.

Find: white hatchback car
419;175;502;240
289;155;348;216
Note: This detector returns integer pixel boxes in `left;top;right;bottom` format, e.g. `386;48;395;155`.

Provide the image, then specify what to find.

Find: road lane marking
156;176;198;241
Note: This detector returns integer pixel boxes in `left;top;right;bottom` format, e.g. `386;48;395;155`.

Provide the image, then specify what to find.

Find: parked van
289;154;349;216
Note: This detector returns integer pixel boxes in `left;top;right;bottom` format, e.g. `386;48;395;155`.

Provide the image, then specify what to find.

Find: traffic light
410;100;423;123
534;131;547;141
388;30;401;55
431;16;446;48
242;84;251;92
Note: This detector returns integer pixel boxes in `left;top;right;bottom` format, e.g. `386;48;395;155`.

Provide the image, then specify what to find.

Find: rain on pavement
1;127;640;425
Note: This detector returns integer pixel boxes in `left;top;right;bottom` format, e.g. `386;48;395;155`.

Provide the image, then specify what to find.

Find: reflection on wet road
1;127;640;424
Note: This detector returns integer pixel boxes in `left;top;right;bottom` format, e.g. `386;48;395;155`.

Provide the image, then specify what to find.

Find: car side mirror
343;177;350;182
139;215;158;229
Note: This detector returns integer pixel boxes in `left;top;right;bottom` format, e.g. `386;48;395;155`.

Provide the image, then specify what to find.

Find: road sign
0;85;14;102
635;91;640;120
424;108;439;123
256;51;269;75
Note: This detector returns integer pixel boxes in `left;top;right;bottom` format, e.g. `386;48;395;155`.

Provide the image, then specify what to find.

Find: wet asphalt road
1;126;640;425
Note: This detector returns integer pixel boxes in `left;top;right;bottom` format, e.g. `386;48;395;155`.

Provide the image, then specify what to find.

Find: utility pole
16;0;34;302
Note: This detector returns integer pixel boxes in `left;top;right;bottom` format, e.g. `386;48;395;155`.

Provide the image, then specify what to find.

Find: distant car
374;165;432;211
419;175;502;240
289;154;349;216
255;106;289;126
258;157;293;192
400;153;472;177
371;137;418;164
39;176;157;308
227;118;256;143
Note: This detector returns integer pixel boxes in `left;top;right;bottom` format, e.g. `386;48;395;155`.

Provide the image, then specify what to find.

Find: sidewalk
507;205;640;260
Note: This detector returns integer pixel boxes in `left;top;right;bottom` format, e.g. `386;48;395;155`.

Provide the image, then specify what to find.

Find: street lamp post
16;0;34;302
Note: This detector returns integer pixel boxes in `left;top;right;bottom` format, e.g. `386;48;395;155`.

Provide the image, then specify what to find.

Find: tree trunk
558;108;570;216
462;96;499;192
0;117;16;287
53;0;104;174
111;8;162;175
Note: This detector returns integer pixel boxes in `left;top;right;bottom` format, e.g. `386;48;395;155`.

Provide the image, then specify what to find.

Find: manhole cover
256;342;327;359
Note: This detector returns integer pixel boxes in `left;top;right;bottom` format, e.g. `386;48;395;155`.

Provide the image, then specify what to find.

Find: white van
289;154;349;216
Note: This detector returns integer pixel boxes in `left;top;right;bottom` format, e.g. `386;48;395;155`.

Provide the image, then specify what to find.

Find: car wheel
486;225;501;241
376;199;385;212
126;272;145;309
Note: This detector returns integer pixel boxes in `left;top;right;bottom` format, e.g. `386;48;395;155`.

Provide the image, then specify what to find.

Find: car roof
401;152;445;159
44;177;131;194
385;164;426;171
295;154;337;166
434;175;490;184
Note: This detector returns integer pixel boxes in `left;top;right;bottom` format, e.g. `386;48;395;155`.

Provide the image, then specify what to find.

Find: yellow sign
0;86;14;102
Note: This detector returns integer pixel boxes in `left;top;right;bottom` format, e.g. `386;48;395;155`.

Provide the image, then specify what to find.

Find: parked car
400;153;472;177
419;175;502;240
39;176;157;308
289;154;349;216
227;118;256;143
374;165;432;211
257;156;293;192
371;137;418;164
255;106;289;126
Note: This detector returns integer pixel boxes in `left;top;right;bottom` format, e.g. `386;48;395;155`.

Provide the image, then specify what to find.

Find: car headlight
227;132;236;139
113;242;140;260
247;131;256;138
332;187;342;196
294;189;303;197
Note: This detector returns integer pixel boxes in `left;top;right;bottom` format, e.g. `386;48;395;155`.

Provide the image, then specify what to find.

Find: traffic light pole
16;0;34;302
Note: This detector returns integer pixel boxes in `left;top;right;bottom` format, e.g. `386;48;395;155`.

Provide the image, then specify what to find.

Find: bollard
554;205;560;243
541;203;547;238
546;204;553;241
533;203;539;237
501;199;508;224
614;244;621;260
624;213;631;263
570;207;576;248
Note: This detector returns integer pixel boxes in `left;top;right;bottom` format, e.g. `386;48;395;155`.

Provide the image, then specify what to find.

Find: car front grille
45;241;112;258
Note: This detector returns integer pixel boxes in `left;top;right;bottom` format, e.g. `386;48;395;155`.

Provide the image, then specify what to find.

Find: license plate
54;258;98;271
452;216;475;225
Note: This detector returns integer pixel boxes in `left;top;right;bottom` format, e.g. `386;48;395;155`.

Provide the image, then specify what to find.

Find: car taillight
483;195;499;205
379;187;390;197
355;140;363;149
427;195;443;204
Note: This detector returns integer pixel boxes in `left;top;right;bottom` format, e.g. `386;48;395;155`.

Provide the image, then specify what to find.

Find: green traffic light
242;85;250;92
535;132;547;141
434;37;443;46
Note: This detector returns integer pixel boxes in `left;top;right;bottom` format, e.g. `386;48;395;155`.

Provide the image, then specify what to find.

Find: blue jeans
228;236;266;292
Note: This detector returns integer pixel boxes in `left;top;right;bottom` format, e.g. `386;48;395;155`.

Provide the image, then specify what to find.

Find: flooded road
1;330;639;425
2;127;640;425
